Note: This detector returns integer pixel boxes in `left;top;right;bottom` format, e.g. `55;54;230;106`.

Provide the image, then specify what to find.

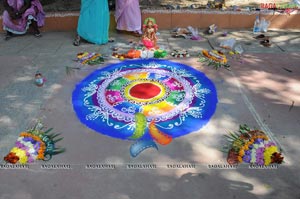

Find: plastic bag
187;26;201;40
220;38;236;49
260;18;270;33
234;44;244;54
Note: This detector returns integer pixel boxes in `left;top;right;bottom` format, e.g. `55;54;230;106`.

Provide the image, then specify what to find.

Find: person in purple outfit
115;0;142;36
2;0;45;40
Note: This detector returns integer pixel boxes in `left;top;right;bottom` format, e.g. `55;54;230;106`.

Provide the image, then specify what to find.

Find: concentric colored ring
72;59;218;140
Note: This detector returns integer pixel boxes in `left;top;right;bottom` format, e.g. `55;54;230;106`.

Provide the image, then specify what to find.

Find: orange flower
202;50;227;64
237;156;243;163
20;132;31;137
239;149;244;157
202;50;209;57
247;141;253;146
211;57;219;62
37;154;44;160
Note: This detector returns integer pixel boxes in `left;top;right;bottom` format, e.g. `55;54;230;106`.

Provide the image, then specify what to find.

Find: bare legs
31;20;41;37
4;31;13;40
4;20;41;41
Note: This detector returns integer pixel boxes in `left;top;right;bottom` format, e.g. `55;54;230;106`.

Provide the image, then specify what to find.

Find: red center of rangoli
129;83;161;99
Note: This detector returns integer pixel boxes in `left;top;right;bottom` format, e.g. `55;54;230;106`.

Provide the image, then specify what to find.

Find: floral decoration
4;122;65;164
199;49;230;70
223;124;284;166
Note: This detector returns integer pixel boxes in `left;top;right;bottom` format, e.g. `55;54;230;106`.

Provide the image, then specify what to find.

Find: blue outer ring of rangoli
72;59;218;140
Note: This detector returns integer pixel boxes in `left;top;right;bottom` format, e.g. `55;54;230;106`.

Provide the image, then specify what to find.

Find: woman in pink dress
2;0;45;40
115;0;142;36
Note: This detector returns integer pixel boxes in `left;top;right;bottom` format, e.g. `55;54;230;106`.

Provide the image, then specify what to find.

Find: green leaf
48;133;62;139
220;148;229;153
234;131;242;137
224;135;235;141
53;137;64;143
224;134;233;139
52;148;66;155
32;123;38;131
44;128;53;134
229;132;238;139
198;57;206;62
244;124;251;131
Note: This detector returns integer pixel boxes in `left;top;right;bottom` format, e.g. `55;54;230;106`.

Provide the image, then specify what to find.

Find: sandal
254;34;265;39
165;4;176;9
73;35;81;46
4;31;13;41
34;33;42;38
132;31;142;37
260;39;271;47
108;37;115;42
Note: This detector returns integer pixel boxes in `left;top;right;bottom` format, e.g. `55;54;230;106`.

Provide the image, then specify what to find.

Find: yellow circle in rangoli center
124;80;166;103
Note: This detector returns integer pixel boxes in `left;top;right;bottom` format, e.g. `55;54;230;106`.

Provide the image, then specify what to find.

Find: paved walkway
0;29;299;199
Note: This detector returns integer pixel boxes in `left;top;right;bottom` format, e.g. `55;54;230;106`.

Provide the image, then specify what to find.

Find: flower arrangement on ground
4;122;65;164
223;124;284;166
77;52;104;65
199;49;230;70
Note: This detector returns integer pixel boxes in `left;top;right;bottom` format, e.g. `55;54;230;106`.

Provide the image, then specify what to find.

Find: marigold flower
239;149;245;157
202;50;209;57
237;156;243;163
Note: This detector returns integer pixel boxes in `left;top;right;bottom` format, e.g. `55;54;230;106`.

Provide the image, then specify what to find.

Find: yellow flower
239;149;245;157
264;146;278;166
10;147;28;164
19;155;28;164
237;156;243;163
240;146;245;151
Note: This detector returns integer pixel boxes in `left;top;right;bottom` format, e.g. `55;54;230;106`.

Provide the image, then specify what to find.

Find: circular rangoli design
72;59;218;157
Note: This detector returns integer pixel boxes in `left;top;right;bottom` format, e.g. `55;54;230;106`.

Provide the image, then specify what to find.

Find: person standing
2;0;45;40
73;0;110;46
115;0;142;36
